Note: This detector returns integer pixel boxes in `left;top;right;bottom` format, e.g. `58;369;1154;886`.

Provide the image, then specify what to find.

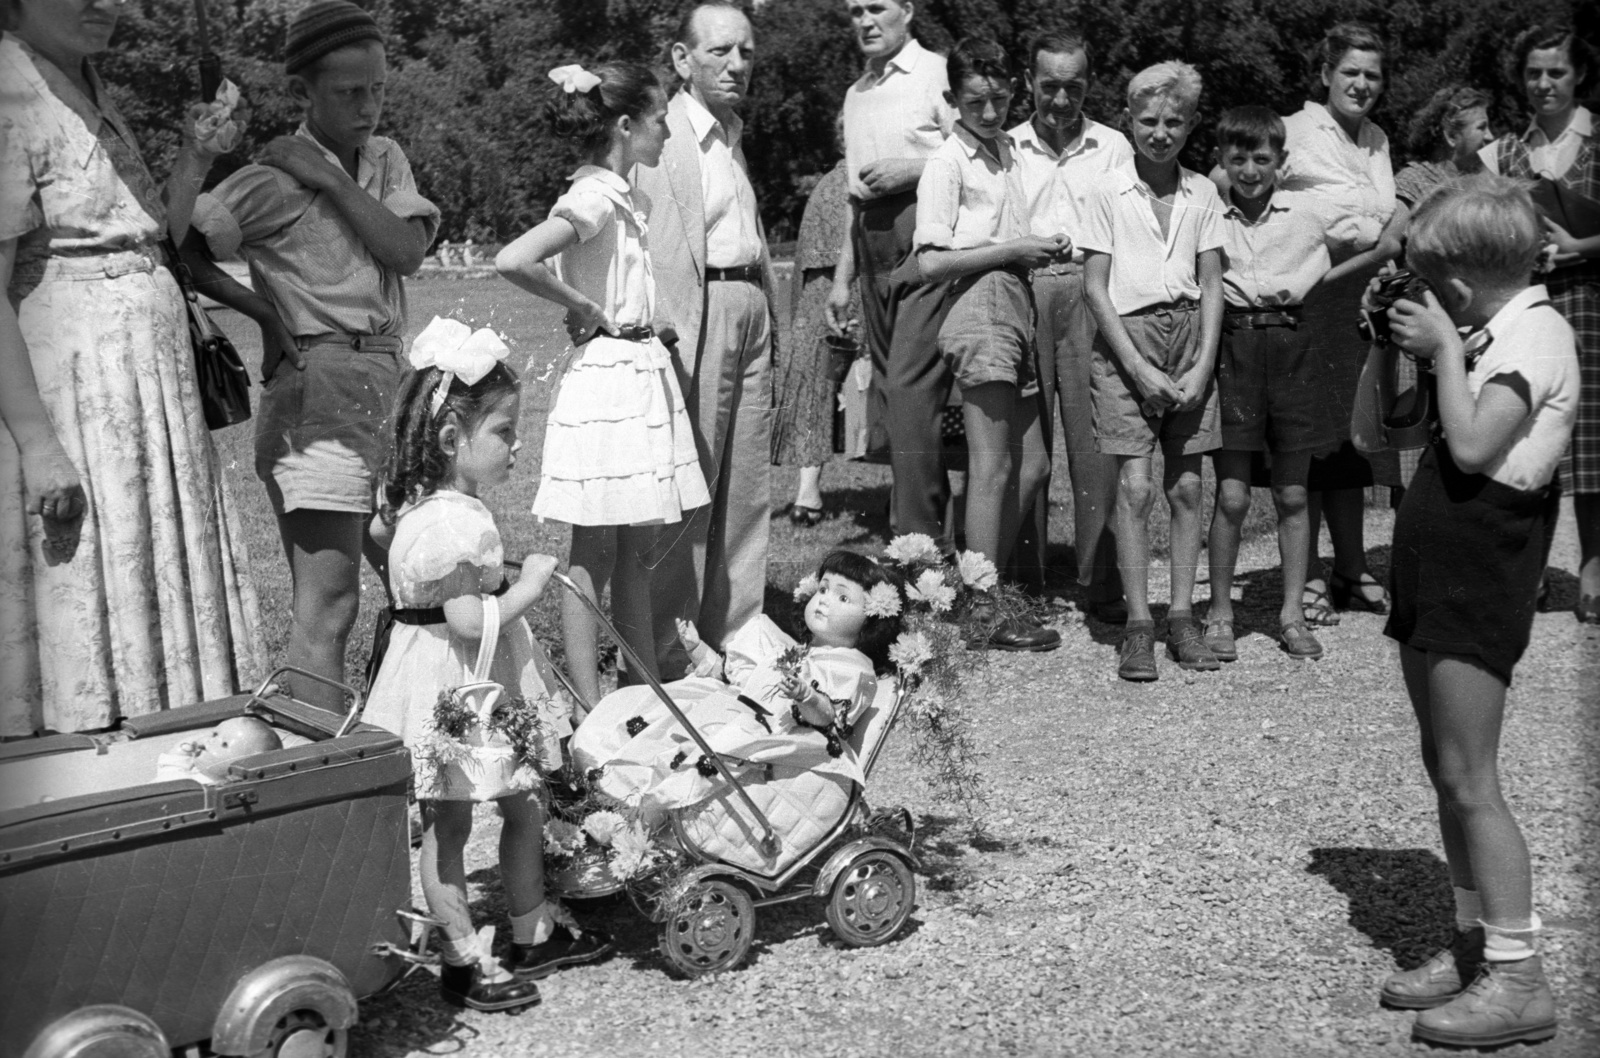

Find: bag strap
473;593;501;682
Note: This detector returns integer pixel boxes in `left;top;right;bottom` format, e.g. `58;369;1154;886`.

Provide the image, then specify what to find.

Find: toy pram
0;669;429;1058
546;573;920;978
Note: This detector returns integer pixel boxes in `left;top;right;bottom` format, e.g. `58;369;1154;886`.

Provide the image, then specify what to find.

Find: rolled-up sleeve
380;147;441;248
912;154;961;252
194;165;305;260
1076;184;1117;257
0;115;41;242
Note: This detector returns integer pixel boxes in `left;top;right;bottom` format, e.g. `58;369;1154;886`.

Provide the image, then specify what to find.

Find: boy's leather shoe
1380;928;1483;1009
510;927;615;979
1166;615;1220;671
1117;624;1158;682
439;961;541;1012
1202;617;1237;661
1412;955;1558;1047
985;617;1060;652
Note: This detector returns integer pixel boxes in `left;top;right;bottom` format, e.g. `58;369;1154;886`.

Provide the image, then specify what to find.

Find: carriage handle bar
534;567;782;858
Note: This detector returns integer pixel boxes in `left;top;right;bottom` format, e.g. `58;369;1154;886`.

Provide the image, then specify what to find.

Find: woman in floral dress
0;0;264;735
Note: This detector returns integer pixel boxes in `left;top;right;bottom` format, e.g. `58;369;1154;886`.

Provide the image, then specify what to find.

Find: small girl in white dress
495;62;708;709
365;330;609;1013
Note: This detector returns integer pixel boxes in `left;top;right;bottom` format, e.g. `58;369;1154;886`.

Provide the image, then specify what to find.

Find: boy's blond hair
1407;174;1542;288
1126;61;1202;115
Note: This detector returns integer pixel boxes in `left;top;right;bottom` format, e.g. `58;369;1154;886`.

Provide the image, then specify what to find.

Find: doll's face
804;572;869;648
194;717;281;778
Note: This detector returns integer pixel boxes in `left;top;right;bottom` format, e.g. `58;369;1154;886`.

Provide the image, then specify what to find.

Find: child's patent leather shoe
439;961;541;1012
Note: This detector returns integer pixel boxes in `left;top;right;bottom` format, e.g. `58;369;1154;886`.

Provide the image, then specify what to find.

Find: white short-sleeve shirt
1078;163;1227;315
842;37;956;201
682;92;763;269
1462;285;1579;492
550;165;654;329
1278;100;1395;253
912;123;1029;252
1218;190;1337;308
1007;116;1134;257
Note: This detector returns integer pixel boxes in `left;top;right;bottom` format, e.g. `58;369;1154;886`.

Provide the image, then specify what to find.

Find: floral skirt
1;254;265;736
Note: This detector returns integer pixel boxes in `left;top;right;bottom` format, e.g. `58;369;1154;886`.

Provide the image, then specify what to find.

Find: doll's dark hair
1406;85;1493;160
380;362;520;525
1508;24;1595;93
947;36;1016;93
813;550;905;674
545;61;663;156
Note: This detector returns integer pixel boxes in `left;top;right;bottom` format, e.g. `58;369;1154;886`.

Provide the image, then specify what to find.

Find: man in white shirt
828;0;959;546
1008;28;1132;620
636;1;777;673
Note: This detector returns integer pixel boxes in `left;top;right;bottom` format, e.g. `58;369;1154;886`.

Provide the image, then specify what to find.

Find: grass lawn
210;271;1281;689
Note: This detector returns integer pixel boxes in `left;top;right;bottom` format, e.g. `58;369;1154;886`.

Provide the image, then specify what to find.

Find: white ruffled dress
531;166;709;526
363;490;571;800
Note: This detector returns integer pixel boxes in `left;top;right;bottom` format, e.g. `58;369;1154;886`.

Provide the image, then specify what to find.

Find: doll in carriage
553;551;922;975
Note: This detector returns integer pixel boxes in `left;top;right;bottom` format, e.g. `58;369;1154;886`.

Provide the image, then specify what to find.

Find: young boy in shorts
184;1;440;706
1204;106;1344;663
914;36;1066;651
1079;61;1226;682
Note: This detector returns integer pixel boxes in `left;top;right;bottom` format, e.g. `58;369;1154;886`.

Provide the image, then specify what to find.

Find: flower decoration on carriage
887;629;935;677
884;532;942;566
792;572;820;602
906;567;956;613
545;807;659;882
865;581;903;618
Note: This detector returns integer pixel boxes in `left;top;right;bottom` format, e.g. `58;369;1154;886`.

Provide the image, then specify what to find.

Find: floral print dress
0;35;264;736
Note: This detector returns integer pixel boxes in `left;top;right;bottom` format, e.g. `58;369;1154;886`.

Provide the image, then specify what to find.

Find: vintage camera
1357;270;1433;346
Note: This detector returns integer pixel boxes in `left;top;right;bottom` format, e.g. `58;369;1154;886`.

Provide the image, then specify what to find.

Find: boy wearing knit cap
185;0;440;710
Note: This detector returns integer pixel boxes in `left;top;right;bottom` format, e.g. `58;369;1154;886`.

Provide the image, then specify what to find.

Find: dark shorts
1217;316;1339;455
1090;304;1220;458
938;268;1039;396
1384;442;1559;685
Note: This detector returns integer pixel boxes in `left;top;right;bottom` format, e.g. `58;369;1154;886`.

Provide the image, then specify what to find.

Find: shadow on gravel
1307;847;1454;967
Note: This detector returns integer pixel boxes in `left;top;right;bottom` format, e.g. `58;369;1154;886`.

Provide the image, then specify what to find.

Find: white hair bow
548;64;602;94
409;316;510;417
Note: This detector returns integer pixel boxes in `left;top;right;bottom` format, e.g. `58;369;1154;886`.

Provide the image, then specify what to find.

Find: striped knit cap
284;1;383;75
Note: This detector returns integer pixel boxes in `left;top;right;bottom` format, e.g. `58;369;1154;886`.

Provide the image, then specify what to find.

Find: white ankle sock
440;932;480;967
511;903;555;946
1481;913;1540;962
1454;887;1483;932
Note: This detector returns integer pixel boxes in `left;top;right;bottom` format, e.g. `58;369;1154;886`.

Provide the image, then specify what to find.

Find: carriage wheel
658;880;755;977
22;1005;168;1058
825;849;915;947
247;1009;347;1058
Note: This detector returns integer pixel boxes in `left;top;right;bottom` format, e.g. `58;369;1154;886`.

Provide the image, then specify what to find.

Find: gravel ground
346;502;1599;1058
207;280;1598;1056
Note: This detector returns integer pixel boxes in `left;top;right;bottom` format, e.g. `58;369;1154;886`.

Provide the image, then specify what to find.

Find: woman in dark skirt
1379;178;1576;1048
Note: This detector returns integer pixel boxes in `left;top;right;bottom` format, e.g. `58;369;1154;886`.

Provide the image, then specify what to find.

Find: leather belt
705;265;763;285
578;324;655;345
1125;299;1198;317
1224;308;1300;330
390;578;510;626
298;333;405;354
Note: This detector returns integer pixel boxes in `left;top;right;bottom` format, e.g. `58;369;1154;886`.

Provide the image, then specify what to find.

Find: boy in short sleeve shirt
1203;107;1344;664
182;1;439;708
1079;61;1226;681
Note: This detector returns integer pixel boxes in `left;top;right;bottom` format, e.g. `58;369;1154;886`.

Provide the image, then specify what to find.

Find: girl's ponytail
544;60;663;154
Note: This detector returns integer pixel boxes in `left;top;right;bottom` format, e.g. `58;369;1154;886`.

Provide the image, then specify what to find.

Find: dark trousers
853;191;957;542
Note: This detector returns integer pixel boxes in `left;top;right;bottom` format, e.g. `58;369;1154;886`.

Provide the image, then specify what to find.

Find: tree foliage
105;0;1591;242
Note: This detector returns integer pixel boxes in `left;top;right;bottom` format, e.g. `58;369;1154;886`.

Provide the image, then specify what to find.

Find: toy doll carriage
544;573;920;978
0;669;432;1058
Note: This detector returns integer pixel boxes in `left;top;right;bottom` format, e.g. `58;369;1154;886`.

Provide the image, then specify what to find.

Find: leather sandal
1329;569;1389;614
1278;620;1324;660
1301;583;1341;627
1202;617;1237;662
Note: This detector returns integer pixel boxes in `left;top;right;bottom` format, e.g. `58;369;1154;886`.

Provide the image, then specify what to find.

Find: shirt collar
1523;105;1594;145
884;37;927;76
570;164;631;194
295;123;376;174
683;89;741;145
1223;189;1291;222
1010;115;1105;160
1302;97;1369;138
1479;284;1553;344
6;35;133;165
1111;161;1197;199
951;121;1011;166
